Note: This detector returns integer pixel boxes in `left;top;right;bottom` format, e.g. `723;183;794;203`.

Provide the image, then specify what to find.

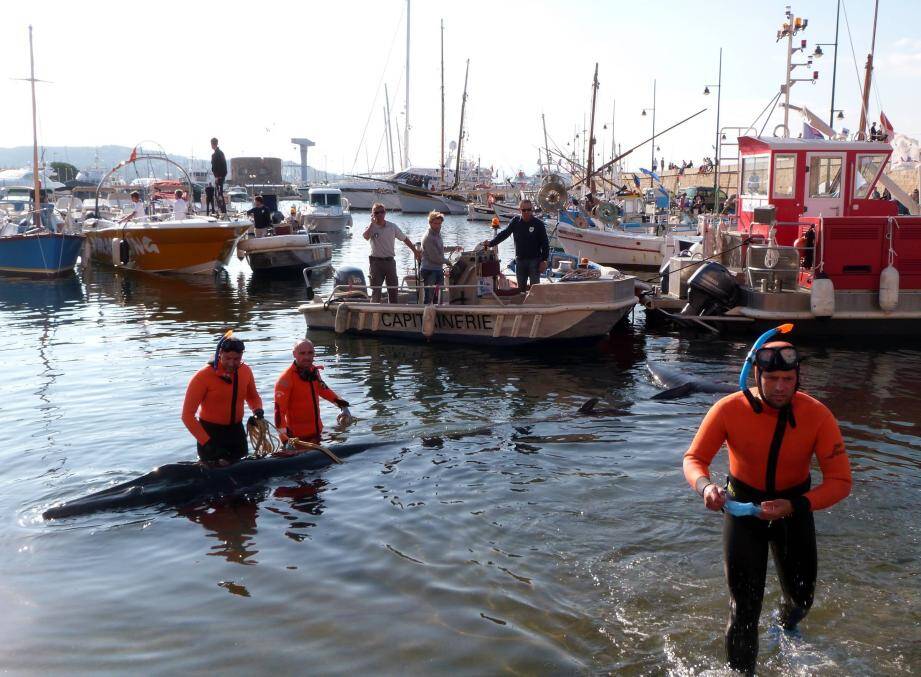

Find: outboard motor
331;266;369;301
683;262;739;316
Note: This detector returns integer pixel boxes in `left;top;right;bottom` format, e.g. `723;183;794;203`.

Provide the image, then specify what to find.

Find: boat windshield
311;193;340;207
853;153;887;199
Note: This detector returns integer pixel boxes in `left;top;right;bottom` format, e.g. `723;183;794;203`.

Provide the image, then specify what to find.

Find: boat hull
557;223;665;268
237;234;332;273
0;232;83;276
83;218;249;274
303;214;352;233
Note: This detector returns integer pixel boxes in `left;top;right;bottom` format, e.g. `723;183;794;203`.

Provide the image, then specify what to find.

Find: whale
646;362;736;400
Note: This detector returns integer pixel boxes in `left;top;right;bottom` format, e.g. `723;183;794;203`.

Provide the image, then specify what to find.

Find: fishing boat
299;246;637;345
236;229;332;275
643;6;921;337
301;187;353;233
42;439;394;520
82;154;250;274
0;27;83;278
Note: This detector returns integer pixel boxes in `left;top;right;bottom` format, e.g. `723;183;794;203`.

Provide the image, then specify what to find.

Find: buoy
879;265;899;312
421;304;437;338
810;274;835;317
334;304;349;333
112;238;130;267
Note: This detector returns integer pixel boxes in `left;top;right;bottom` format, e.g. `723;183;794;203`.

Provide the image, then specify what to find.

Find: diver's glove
252;408;264;419
724;500;762;517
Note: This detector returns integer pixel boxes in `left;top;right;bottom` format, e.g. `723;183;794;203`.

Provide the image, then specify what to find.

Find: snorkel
739;323;794;413
213;330;234;370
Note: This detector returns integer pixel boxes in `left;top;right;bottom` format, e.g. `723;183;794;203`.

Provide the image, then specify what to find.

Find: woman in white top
172;189;189;220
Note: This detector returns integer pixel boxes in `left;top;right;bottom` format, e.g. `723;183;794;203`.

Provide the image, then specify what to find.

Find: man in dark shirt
204;183;215;216
210;137;228;214
482;199;549;291
246;195;272;236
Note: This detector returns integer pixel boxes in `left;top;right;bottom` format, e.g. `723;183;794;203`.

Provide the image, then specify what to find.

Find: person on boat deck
182;334;264;467
118;191;146;223
682;338;851;675
246;195;273;237
172;189;189;220
482;198;549;291
210;137;227;214
362;201;421;303
204;183;216;216
274;339;352;446
420;210;455;304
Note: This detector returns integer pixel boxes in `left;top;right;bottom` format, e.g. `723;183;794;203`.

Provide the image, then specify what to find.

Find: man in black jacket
210;137;228;214
482;199;549;291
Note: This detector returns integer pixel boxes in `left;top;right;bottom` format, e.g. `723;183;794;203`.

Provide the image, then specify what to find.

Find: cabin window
853;154;887;199
808;156;842;198
741;156;769;196
310;194;326;206
772;154;796;198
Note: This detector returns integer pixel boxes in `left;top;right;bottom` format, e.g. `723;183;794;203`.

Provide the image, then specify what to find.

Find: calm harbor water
2;211;919;675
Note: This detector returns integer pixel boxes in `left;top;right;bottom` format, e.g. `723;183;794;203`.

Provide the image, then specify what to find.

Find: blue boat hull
0;233;84;276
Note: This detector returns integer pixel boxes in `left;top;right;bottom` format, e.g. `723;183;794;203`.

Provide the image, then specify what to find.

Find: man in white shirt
362;202;421;303
173;189;189;220
119;191;146;223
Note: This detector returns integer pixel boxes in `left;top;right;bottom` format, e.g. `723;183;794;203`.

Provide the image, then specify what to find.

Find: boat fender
334;304;349;333
879;265;899;312
112;238;130;266
421;304;436;338
810;274;835;317
120;238;131;265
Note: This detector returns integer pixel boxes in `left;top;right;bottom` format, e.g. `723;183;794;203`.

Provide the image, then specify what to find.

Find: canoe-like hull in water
0;232;84;276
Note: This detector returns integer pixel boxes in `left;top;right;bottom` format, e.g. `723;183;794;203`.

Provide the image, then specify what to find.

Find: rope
886;216;900;267
246;417;281;458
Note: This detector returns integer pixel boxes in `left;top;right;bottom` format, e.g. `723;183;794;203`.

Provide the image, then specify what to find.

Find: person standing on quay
211;137;228;214
682;332;851;674
362;202;420;303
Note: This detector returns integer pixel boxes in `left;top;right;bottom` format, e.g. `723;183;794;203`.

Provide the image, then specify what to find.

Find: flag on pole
880;111;895;138
802;122;824;140
128;146;138;162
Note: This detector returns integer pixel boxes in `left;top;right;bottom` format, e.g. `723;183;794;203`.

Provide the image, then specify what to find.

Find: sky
1;0;919;177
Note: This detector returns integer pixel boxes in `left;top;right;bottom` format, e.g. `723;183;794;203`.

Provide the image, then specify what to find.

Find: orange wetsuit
182;362;263;445
684;390;851;511
684;389;851;673
274;363;347;442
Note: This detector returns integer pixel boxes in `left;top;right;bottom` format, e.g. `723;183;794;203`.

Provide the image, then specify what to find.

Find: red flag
128;146;137;162
880;111;895;136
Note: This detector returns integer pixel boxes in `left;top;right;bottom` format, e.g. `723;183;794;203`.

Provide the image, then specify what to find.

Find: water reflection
177;495;261;565
0;272;84;314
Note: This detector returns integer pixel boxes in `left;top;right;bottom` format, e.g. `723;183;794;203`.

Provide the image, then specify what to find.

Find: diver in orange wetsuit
683;339;851;675
274;339;352;446
182;334;264;466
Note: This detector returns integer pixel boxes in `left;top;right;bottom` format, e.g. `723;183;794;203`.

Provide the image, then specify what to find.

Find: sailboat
0;26;83;277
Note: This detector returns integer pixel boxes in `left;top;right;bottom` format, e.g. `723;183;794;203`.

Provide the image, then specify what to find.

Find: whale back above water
646;362;736;400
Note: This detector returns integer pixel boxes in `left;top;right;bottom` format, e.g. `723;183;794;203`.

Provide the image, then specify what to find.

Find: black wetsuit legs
723;511;817;674
197;420;248;464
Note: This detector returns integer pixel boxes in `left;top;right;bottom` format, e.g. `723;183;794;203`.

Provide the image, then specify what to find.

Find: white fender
421;304;437;338
810;276;835;317
879;265;899;312
334;304;349;333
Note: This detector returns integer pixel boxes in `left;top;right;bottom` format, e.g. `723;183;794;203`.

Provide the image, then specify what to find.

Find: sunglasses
754;346;799;371
373;210;386;215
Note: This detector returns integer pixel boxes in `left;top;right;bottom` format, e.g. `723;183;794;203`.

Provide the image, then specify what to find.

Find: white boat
467;202;496;221
301;187;352;233
556;210;699;269
331;178;400;211
224;186;249;203
236;229;332;274
298;247;637;345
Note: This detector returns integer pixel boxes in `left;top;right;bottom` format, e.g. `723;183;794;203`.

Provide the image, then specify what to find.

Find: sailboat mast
451;59;469;191
404;0;411;168
541;113;551;169
587;63;599;194
29;26;41;228
385;84;395;172
440;18;445;185
857;0;880;140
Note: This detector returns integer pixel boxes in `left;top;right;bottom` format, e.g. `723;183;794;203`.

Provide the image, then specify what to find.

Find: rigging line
748;91;781;134
841;0;871;126
349;5;406;174
759;93;782;136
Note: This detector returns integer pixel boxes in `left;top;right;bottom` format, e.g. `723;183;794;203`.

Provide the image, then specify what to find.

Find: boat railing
326;282;518;307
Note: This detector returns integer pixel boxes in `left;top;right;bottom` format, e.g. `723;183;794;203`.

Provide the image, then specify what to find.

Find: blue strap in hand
725;499;761;517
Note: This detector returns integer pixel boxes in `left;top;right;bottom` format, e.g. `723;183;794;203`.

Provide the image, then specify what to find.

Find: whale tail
578;398;600;414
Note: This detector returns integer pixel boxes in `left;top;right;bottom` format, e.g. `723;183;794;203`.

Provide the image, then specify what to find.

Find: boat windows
310;193;341;207
853;153;887;199
741;156;769;196
808;156;842;198
772;154;796;198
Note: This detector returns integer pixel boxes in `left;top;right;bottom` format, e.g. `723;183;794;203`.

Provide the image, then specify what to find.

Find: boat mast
541;113;551;170
384;84;395;172
29;26;41;228
404;0;411;168
440;18;445;185
587;63;599;195
450;59;469;191
857;0;880;140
